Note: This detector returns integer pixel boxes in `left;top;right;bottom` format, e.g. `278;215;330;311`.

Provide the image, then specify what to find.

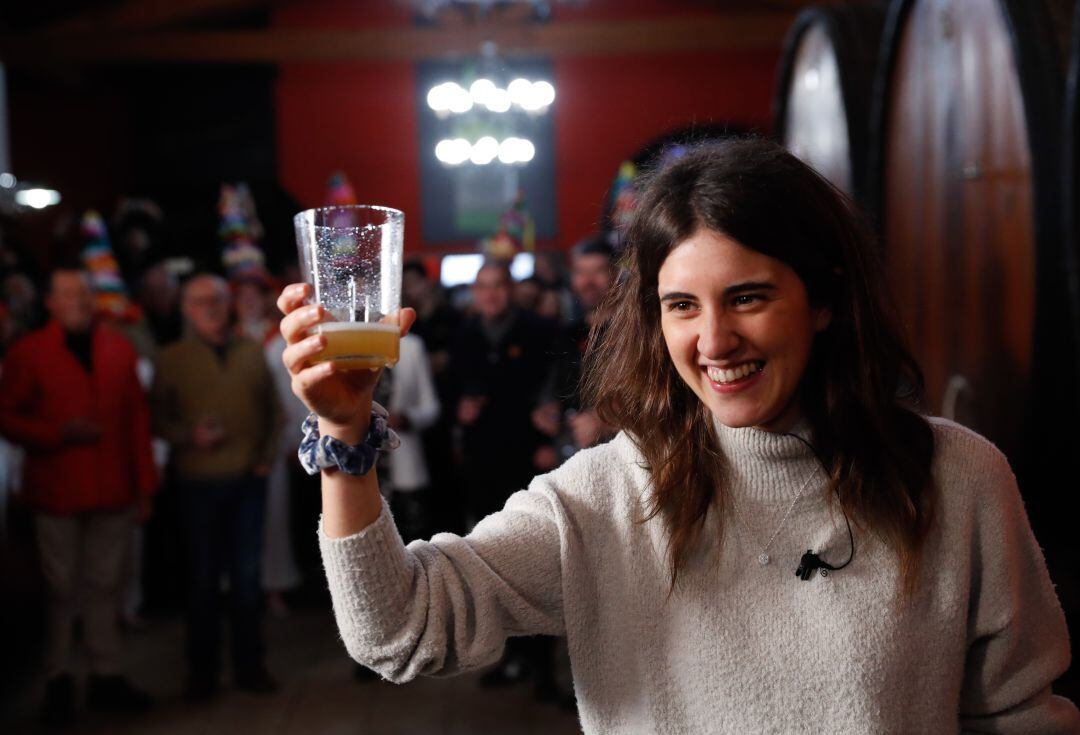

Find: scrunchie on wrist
298;402;400;477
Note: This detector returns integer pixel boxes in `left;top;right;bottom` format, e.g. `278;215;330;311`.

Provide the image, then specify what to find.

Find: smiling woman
584;138;934;593
277;137;1079;734
657;229;831;432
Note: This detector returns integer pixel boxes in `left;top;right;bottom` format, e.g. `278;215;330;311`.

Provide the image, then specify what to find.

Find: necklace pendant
758;552;771;566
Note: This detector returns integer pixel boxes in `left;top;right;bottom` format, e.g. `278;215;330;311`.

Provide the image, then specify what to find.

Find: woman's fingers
276;282;310;317
399;307;417;337
291;361;336;401
282;333;327;374
280;303;326;344
281;294;412;346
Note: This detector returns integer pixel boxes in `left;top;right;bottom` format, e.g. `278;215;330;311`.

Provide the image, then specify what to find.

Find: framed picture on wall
416;57;557;245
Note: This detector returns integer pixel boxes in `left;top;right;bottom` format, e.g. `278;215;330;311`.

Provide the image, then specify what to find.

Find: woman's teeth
706;361;763;384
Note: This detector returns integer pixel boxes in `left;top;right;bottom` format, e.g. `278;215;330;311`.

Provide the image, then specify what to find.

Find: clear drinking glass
293;205;404;371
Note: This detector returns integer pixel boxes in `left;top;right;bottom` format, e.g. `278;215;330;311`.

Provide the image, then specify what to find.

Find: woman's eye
668;300;694;312
732;294;764;308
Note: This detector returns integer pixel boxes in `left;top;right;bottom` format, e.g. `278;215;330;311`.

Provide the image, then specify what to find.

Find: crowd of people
0;202;618;727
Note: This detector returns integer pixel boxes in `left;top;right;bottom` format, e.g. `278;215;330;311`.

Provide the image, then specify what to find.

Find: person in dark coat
447;260;562;697
449;261;557;524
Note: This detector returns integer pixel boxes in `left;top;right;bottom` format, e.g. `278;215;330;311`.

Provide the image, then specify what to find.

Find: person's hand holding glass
278;205;414;442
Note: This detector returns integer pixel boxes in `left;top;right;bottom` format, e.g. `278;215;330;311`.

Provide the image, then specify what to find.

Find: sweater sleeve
318;477;564;683
958;447;1080;733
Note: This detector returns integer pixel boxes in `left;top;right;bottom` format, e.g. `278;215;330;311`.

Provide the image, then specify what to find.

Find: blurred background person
513;275;543;315
563;235;619;451
386;332;440;542
136;261;183;349
533;250;574;325
233;271;296;617
402;260;459;382
151;273;282;702
447;259;560;698
402;260;464;534
534;235;619;472
234;276;278;346
263;302;307;617
1;272;44;347
449;260;555;525
514;274;565;325
0;266;156;727
111;198;166;291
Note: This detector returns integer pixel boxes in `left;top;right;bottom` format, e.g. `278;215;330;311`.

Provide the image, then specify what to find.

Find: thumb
399;307;417;337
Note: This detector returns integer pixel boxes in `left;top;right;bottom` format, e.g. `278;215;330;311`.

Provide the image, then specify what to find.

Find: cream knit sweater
320;417;1080;733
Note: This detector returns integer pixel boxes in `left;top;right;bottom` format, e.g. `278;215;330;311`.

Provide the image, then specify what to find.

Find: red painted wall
274;1;780;253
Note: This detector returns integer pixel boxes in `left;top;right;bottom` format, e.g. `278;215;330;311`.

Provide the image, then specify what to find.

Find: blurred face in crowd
182;275;232;344
472;265;513;321
47;270;95;334
234;281;269;323
138;263;179;317
402;268;430;310
513;278;542;312
571;252;615;312
122;227;151;255
658;229;830;433
536;289;561;321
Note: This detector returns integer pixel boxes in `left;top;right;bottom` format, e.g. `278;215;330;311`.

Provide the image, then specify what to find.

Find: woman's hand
277;283;415;440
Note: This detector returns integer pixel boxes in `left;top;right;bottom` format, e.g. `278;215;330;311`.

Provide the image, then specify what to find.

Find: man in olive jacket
151;273;281;701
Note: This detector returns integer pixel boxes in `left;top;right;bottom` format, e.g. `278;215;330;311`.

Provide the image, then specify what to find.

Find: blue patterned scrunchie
298;402;401;477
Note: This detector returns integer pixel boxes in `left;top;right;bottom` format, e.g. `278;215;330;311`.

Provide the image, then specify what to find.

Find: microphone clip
795;550;823;581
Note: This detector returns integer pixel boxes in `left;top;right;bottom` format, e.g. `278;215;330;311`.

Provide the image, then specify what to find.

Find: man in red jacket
0;267;157;726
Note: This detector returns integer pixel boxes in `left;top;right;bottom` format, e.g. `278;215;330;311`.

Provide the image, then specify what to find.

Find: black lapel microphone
782;432;856;582
793;504;855;581
796;550;834;580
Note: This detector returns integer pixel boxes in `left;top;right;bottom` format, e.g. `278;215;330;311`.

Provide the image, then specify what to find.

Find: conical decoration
80;210;139;321
325;171;359;207
607;160;638;241
219;183;267;282
481;190;534;260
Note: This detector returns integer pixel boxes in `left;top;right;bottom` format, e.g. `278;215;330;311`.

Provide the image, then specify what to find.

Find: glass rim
293;204;403;227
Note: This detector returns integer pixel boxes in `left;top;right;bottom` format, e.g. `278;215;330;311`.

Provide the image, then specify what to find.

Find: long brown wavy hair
582;138;934;594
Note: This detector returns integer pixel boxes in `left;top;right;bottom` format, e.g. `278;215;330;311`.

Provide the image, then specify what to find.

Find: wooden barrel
869;0;1078;482
773;4;887;207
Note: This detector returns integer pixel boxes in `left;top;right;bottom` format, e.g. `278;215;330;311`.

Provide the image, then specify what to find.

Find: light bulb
469;78;496;105
486;88;512;113
470;136;499;165
532;81;555;107
447;83;473;114
15;188;61;209
508;78;532;106
427;84;451;112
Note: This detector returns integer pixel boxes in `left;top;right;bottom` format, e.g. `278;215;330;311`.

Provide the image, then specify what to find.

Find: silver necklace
730;469;818;566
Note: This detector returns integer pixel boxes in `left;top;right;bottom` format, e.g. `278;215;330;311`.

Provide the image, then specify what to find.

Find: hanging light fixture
427;76;555;117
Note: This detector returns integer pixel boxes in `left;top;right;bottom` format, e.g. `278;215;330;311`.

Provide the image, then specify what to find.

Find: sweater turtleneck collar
712;416;825;503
